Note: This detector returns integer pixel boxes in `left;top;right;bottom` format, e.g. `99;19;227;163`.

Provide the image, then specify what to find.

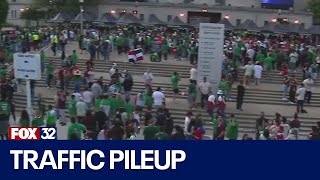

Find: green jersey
188;83;196;94
66;99;77;116
32;116;44;127
67;123;86;140
143;125;160;140
40;52;45;64
171;75;179;89
0;69;7;79
226;119;239;140
46;110;57;126
46;63;54;75
94;98;102;112
19;119;29;127
71;53;78;64
264;57;274;69
154;132;170;140
0;101;9;115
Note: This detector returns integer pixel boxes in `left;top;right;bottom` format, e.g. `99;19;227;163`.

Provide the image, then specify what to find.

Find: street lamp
294;20;299;24
272;18;277;22
224;15;229;19
79;0;84;35
179;13;185;17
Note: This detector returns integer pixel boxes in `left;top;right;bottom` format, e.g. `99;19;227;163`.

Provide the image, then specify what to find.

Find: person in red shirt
82;110;97;140
217;96;226;117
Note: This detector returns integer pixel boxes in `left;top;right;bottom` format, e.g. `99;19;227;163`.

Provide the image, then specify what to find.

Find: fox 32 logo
9;127;57;140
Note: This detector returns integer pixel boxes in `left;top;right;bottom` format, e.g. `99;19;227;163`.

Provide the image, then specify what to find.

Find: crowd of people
0;24;320;140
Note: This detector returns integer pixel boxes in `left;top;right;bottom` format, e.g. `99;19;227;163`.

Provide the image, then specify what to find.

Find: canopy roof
117;13;141;24
218;18;234;30
72;12;97;23
146;14;166;26
168;16;187;27
94;13;117;24
48;12;74;23
236;19;260;32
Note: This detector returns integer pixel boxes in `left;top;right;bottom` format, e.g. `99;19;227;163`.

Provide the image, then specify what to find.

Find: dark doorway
187;11;222;24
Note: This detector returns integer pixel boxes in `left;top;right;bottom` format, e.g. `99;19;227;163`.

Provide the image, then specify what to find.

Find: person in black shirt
122;74;133;103
255;112;269;140
309;126;320;140
95;107;109;131
171;125;185;140
108;119;124;140
155;107;166;127
236;81;245;111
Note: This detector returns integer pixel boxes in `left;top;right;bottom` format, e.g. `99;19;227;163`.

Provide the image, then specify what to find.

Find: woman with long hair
19;110;30;127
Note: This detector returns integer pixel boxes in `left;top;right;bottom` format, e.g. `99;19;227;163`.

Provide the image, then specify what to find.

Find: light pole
79;0;84;35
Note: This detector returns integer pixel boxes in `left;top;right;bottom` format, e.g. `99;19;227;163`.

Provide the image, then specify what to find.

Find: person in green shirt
40;50;45;73
94;96;102;112
19;110;30;127
226;114;239;140
0;100;10;116
162;41;169;60
46;105;57;127
310;61;319;80
171;72;180;102
264;54;274;80
46;60;55;88
0;66;7;79
70;50;78;65
67;117;87;140
189;43;197;64
256;51;265;64
211;114;219;139
144;86;153;108
67;95;77;118
143;119;160;140
32;110;45;127
100;95;111;117
154;126;170;140
218;78;229;96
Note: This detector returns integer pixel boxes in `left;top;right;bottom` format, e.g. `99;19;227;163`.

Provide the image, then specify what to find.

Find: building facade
6;0;313;28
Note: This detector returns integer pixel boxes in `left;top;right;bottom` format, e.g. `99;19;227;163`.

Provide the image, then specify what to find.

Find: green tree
308;0;320;19
0;0;9;27
33;0;100;16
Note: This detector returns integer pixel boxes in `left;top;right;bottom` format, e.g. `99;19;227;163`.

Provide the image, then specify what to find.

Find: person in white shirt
143;69;153;87
254;61;263;85
198;77;211;109
189;65;197;84
281;117;290;139
76;97;88;122
184;111;193;133
243;61;253;88
91;82;102;99
303;75;314;104
296;83;307;114
246;48;255;60
289;51;298;72
82;88;93;107
109;63;117;77
152;87;165;111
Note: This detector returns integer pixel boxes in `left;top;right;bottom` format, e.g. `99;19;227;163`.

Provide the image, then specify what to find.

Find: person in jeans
282;75;290;100
296;83;307;114
303;75;314;104
198;77;211;109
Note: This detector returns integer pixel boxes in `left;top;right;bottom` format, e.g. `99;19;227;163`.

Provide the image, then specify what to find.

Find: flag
128;48;143;63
